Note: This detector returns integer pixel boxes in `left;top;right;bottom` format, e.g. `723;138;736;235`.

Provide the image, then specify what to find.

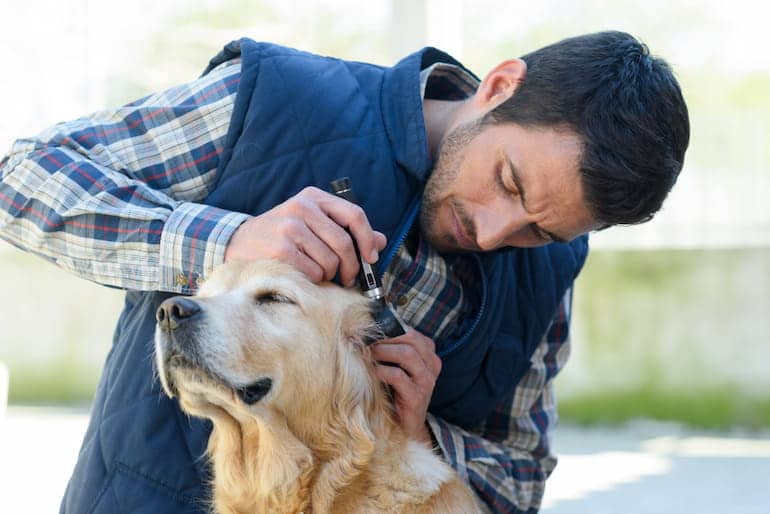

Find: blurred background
1;0;768;512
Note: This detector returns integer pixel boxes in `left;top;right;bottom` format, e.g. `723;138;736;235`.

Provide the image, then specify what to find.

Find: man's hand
371;327;442;445
224;186;387;286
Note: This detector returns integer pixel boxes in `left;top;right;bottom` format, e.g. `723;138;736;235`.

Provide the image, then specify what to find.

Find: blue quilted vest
61;39;588;513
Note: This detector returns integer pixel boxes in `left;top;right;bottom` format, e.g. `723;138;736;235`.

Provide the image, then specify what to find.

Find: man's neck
423;98;468;160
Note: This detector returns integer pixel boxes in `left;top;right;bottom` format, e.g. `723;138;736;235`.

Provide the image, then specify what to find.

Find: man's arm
0;59;385;293
426;292;573;513
0;59;246;293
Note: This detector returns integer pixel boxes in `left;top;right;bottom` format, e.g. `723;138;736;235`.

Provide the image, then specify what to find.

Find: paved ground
543;420;770;513
1;406;769;513
0;406;87;513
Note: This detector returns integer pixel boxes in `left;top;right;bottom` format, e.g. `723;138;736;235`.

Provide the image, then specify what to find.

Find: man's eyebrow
504;154;568;244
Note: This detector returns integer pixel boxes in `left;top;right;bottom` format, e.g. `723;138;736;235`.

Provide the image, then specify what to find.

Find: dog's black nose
157;297;201;330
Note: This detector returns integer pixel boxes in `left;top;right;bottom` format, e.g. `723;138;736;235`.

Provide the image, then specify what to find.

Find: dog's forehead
242;274;306;296
198;260;312;298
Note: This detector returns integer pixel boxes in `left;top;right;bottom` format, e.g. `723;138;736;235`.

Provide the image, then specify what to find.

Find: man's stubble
419;120;485;253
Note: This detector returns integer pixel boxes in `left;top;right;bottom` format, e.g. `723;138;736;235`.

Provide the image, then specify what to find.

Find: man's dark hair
488;31;690;226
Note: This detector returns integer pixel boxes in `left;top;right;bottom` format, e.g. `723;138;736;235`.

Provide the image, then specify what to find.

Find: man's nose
156;297;201;331
475;206;529;251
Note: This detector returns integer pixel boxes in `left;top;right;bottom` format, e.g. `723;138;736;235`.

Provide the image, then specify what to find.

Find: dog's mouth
159;352;212;399
160;351;272;407
235;378;273;405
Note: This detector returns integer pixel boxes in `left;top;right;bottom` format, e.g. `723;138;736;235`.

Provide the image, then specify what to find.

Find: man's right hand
223;186;387;286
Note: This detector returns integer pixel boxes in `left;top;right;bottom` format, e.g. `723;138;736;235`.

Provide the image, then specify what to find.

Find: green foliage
558;386;770;431
556;247;770;430
7;363;97;406
574;248;770;363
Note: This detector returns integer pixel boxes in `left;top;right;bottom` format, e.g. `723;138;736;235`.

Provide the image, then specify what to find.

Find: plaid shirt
0;56;573;513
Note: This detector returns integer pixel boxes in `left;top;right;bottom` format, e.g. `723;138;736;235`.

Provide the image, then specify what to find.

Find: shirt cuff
426;413;470;480
159;202;249;294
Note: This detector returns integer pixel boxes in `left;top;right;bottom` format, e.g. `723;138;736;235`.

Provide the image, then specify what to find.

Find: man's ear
473;58;527;112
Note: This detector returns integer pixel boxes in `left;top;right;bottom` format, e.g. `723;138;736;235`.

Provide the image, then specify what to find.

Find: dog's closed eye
254;290;295;305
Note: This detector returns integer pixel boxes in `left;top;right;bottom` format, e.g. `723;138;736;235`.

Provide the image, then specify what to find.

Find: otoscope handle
330;177;407;341
329;177;381;294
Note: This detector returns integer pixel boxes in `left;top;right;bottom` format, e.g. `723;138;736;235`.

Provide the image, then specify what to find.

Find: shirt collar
420;62;479;100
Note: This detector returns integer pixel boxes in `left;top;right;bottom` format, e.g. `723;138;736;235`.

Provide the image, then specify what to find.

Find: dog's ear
337;298;380;348
311;402;376;511
308;300;380;510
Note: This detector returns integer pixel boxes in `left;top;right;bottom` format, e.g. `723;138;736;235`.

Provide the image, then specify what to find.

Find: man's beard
420;119;485;253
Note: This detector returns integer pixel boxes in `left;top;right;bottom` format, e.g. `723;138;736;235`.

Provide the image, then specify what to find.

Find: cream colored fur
155;259;481;514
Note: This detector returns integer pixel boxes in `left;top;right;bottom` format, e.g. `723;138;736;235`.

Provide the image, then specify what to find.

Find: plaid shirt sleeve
427;289;574;514
0;59;248;294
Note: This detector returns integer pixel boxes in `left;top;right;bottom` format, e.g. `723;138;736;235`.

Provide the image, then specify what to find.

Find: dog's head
154;259;379;436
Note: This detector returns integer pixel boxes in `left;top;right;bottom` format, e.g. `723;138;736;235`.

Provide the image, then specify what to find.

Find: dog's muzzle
155;297;205;391
155;296;274;406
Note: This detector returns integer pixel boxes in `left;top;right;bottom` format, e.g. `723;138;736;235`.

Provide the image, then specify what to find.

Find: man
0;31;688;513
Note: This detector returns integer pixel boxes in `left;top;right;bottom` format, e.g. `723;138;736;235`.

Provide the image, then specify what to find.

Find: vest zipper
375;194;488;359
376;194;422;276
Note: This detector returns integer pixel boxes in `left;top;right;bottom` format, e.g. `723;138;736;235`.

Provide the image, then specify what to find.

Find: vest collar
380;47;480;183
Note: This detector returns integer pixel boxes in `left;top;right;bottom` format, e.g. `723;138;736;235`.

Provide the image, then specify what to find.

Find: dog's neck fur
205;374;447;514
207;408;316;514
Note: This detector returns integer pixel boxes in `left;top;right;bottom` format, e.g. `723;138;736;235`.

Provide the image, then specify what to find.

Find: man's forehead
497;124;595;241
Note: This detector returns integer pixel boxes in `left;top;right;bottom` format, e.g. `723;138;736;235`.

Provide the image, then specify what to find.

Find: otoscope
330;177;407;342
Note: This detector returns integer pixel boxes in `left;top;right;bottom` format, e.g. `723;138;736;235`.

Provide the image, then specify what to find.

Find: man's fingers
303;187;386;264
282;246;325;284
371;343;433;388
302;206;360;285
372;327;439;442
374;363;420;404
270;213;340;282
377;328;441;376
385;327;437;352
225;187;387;286
371;327;442;392
374;231;387;260
292;222;344;282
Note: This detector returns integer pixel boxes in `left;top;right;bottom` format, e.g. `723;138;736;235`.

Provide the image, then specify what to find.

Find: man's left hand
371;327;442;445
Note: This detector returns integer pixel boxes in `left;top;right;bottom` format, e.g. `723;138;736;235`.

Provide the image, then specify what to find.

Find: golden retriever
154;259;481;514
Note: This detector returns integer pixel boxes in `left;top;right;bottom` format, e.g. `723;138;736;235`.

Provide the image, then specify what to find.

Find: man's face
420;120;599;253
